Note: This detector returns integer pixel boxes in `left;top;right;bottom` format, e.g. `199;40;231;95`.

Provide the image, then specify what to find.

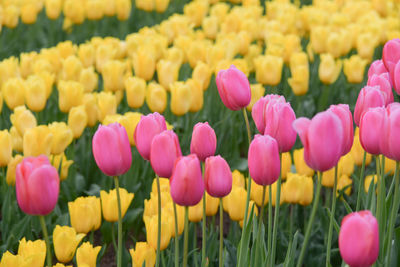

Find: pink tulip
339;210;379;267
394;61;400;95
134;112;167;160
381;103;400;160
252;95;296;152
293;111;343;172
150;130;182;178
92;123;132;176
16;155;59;216
328;104;354;156
367;73;394;105
359;107;386;155
248;135;280;186
382;38;400;84
354;86;386;126
216;65;251;111
170;154;204;206
368;59;389;78
204;155;232;198
190;122;217;161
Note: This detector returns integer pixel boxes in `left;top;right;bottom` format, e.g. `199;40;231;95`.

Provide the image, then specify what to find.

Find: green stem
114;176;122;267
183;207;189;267
155;175;162;267
111;222;117;253
267;185;272;262
326;166;338;267
296;172;323;267
39;216;52;267
219;200;224;267
202;163;206;267
173;202;180;267
356;151;367;211
255;186;267;267
377;156;385;262
386;162;400;265
271;154;283;266
90;230;94;244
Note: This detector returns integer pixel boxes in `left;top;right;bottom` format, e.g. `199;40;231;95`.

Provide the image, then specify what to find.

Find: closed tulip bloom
354;86;385;126
192;62;212;90
134;112;167;160
93;123;132;176
227;186;247;221
319;54;342;85
144;214;172;250
45;0;62;19
86;0;104;20
170;154;204;206
293;111;343;172
252;94;285;134
133;46;156;81
328;104;354;156
150;130;182;178
10;127;23;152
68;105;88;139
10;106;37;136
248;135;280;186
57;81;84;113
254;55;284;86
394;61;400;95
343;55;368;83
170;82;192;116
281;152;292;180
83;94;99;127
78;43;95;68
367;73;393;105
48;122;73;155
190;122;217;162
16;155;59;215
53;225;86;263
204;155;232;198
118;112;142;146
21;3;38;24
157;60;180;90
102;60;125;92
68;196;101;233
368;60;389;80
97;91;117;122
250;182;268;206
288;65;309;96
283;173;313;206
129;242;156;267
0;251;31;267
339;210;379;267
76;242;101;267
18;238;46;267
216;65;251;111
125;76;146;109
189;200;203;222
381;104;400;161
6;155;24;186
100;188;134;222
187;79;203;113
64;0;85;24
23;126;53;157
2;78;25;110
24;75;47;112
337;153;355;177
50;153;73;181
382;38;400;84
3;5;19;29
80;67;98;93
0;130;12;167
146;82;167;113
359;107;386;155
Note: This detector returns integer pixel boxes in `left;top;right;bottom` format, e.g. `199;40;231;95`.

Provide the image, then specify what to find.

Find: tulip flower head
367;73;393;105
204;155;232;198
382;38;400;85
17;238;46;267
359;107;386;155
190;122;217;162
53;225;86;263
16;155;59;216
354;86;386;126
328;104;354;156
381;103;400;160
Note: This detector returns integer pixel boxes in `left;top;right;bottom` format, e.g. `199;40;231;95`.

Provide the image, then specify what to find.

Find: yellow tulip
23;125;53;157
116;0;132;20
164;201;185;237
379;156;396;175
0;91;3;114
210;2;229;22
132;46;156;81
232;170;246;188
283;173;313;206
37;71;55;99
170;82;191;116
290;52;308;68
227;186;247;221
135;0;154;12
118;112;142;146
144;214;172;251
78;43;95;68
61;56;83;81
0;251;31;267
68;105;88;139
57;81;84;113
338;153;355;177
0;130;12;167
187;79;203;113
20;52;37;78
183;0;209;27
76;242;101;267
25;75;47;112
357;33;377;62
3;5;19;29
83;94;100;127
102;60;126;92
53;263;72;267
326;32;344;59
205;193;219;216
6;154;23;186
250;182;268;206
53;225;85;263
63;0;85;24
187;41;208;69
189;199;203;222
130;242;156;267
18;238;46;267
254;55;283;85
2;78;25;110
85;0;104;20
21;3;38;24
146;82;167;113
351;128;372;166
336;175;352;197
102;0;116;16
125;76;146;109
50;153;73;181
100;188;134;222
151;177;170;194
10;106;37;136
80;67;98;93
10;127;23;152
364;175;378;193
310;26;328;54
157;60;180;90
192;62;212;91
239;200;258;228
45;0;62;20
68;196;102;233
322;167;336;188
97;92;117;122
319;54;342;85
281;152;292;180
155;0;170;13
293;148;315;177
283;34;302;63
247;84;265;112
288;65;309;96
0;57;20;87
202;16;219;39
343;55;367;84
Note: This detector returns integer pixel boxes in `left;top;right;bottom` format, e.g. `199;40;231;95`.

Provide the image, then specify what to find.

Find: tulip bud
97;91;117;122
21;3;38;24
150;130;182;178
281;152;292;180
339;210;379;267
310;26;328;54
16;155;59;215
48;122;73;155
53;225;86;263
76;242;101;267
382;38;400;84
187;79;203;113
2;78;25;110
0;130;12;167
83;94;100;127
204;155;232;198
190;122;217;162
45;0;62;19
319;54;342;85
170;154;204;206
18;238;46;267
359;107;386;156
380;104;400;161
68;196;101;234
23;126;53;157
343;55;368;84
100;188;134;222
170;82;192;116
60;56;83;81
252;94;285;134
134;112;167;160
368;60;389;80
227;186;247;221
10;106;37;137
102;60;125;92
57;81;84;113
192;62;212;90
85;0;104;20
80;67;98;93
254;55;284;86
157;60;180;90
125;76;146;109
288;65;309;96
68;105;88;139
3;5;19;29
367;73;393;105
328;104;354;156
133;46;156;81
293;111;344;172
146;82;167;113
93;123;132;176
78;43;95;68
354;86;386;127
50;153;73;181
64;0;85;24
247;84;265;112
129;242;156;267
144;214;173;251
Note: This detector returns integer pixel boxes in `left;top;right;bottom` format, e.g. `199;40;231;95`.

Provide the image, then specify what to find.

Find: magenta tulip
216;65;251;111
382;38;400;83
16;155;59;216
150;130;182;178
170;154;204;206
367;73;394;105
381;103;400;160
190;122;217;161
293;111;343;172
252;94;286;134
368;59;389;78
204;155;232;198
339;210;379;267
134;112;167;160
354;86;386;126
394;60;400;95
328;104;354;156
359;107;386;155
92;123;132;176
248;134;280;186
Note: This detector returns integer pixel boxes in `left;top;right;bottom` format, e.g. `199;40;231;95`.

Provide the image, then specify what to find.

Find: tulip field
2;0;400;267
